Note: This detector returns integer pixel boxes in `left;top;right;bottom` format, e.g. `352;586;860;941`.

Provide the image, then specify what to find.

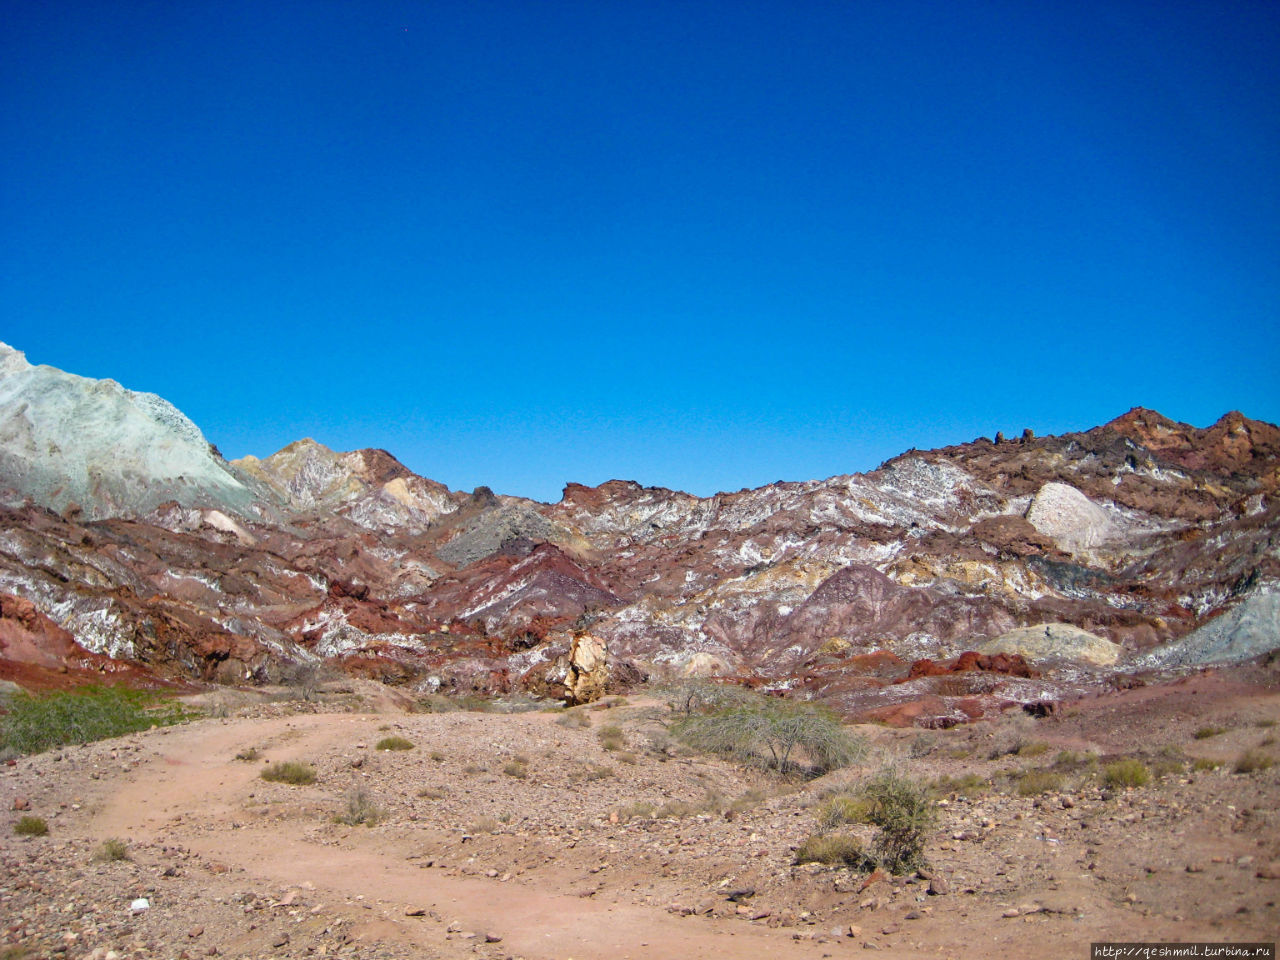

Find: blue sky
2;1;1277;501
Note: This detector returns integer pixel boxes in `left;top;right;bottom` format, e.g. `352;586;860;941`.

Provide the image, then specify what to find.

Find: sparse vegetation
1016;740;1050;758
429;750;446;762
1103;759;1151;789
598;724;626;751
671;693;864;775
375;736;414;751
795;832;868;868
13;816;48;837
468;816;500;834
1191;757;1221;772
931;772;986;798
0;685;191;755
859;770;936;873
1194;725;1228;740
417;786;447;800
503;760;528;778
556;709;592;729
662;679;759;718
336;787;384;826
94;837;130;862
1016;769;1064;796
234;747;261;762
1233;749;1275;774
260;761;317;785
614;801;656;821
817;794;874;830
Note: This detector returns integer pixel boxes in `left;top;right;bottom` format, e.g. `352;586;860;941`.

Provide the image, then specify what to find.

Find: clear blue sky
3;1;1277;502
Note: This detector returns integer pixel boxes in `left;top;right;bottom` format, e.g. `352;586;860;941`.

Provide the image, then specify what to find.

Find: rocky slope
1;345;1277;723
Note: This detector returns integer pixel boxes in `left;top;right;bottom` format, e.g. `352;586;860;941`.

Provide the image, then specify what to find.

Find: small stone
880;923;900;935
903;911;922;921
404;907;426;917
484;933;502;943
1002;908;1021;919
11;796;30;811
271;933;289;948
130;898;150;914
187;926;204;938
927;876;950;896
1186;863;1205;873
1255;862;1280;880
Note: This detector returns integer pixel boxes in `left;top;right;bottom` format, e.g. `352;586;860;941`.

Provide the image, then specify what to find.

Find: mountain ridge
1;344;1277;724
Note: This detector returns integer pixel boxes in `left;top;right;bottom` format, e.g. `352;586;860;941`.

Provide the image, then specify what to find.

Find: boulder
564;633;608;705
979;623;1121;667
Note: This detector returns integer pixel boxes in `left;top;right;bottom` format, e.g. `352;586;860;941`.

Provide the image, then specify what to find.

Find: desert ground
3;672;1278;960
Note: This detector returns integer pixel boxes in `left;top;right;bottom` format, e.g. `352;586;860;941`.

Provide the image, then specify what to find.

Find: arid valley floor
4;672;1278;960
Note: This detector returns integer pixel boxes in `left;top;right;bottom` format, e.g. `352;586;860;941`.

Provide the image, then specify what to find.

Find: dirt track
4;678;1279;959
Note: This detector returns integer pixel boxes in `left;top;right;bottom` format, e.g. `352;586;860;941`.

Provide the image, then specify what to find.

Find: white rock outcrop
1025;482;1113;552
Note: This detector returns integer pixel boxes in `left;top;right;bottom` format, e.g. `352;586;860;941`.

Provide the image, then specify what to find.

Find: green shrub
795;833;868;868
859;770;936;873
375;736;414;751
1191;757;1220;772
1016;741;1050;757
1194;725;1228;740
1016;769;1064;796
13;816;48;837
1103;759;1150;789
672;695;864;774
429;750;446;762
260;761;317;785
1233;749;1275;774
94;837;130;862
503;761;528;778
336;787;384;826
0;685;191;755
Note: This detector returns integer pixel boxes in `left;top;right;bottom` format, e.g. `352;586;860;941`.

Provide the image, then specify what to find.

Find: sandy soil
3;673;1278;959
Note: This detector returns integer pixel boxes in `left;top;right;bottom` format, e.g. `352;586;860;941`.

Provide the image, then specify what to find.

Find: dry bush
503;760;529;778
234;747;261;762
1233;749;1275;774
13;816;48;837
1016;769;1063;796
93;837;130;862
336;787;384;826
556;709;592;729
1103;759;1151;789
1194;725;1228;740
375;736;414;751
817;794;875;830
598;724;626;751
795;833;868;868
260;761;317;785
